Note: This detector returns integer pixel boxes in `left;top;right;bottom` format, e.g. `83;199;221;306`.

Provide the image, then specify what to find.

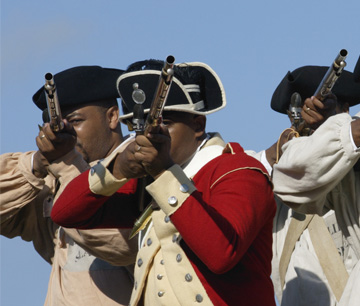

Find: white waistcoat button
158;291;165;297
176;254;182;262
180;184;189;193
137;258;143;267
168;196;178;206
196;294;203;302
185;273;193;282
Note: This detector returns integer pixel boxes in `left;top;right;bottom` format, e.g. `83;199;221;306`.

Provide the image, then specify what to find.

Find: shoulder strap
279;213;314;288
308;214;349;302
279;213;349;302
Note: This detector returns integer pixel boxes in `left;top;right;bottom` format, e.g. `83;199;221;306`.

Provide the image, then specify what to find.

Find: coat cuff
48;149;89;179
146;164;196;216
19;152;45;189
88;149;129;196
339;114;360;157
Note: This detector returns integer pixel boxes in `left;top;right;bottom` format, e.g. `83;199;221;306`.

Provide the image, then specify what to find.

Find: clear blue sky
1;0;360;305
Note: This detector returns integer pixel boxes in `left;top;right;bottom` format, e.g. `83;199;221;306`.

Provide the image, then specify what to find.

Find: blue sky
1;0;360;305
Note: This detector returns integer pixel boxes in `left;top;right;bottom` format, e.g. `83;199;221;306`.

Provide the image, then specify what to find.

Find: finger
300;109;312;122
321;94;337;111
41;123;57;142
134;144;142;153
135;135;152;148
144;124;171;145
145;124;161;135
148;123;170;137
35;135;44;150
302;104;314;117
36;125;50;145
36;134;54;153
310;96;328;110
301;107;325;127
144;133;170;145
303;97;317;111
303;97;325;116
133;145;157;160
39;132;47;140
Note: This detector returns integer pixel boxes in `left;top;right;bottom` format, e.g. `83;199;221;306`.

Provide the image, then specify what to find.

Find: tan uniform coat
0;149;137;306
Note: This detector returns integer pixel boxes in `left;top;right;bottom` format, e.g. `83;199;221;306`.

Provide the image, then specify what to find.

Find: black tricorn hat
271;65;360;114
33;66;124;111
117;61;226;122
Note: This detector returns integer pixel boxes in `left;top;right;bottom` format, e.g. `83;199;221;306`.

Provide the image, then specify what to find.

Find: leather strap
279;213;314;289
308;214;349;301
279;213;349;302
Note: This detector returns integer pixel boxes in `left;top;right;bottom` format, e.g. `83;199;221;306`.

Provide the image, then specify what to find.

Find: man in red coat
52;59;276;306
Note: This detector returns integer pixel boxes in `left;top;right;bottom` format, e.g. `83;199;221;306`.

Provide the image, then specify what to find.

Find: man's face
62;102;114;163
161;111;205;166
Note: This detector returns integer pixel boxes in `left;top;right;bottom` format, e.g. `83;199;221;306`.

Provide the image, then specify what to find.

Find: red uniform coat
52;143;276;306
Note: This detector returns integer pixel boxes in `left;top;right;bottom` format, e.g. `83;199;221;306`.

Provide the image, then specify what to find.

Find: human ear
193;115;206;138
107;106;120;129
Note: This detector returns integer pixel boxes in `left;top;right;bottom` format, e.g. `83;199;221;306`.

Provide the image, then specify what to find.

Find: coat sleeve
0;149;89;227
0;151;57;263
64;227;138;266
0;152;44;219
48;150;139;265
272;112;360;214
51;166;140;229
0;152;53;239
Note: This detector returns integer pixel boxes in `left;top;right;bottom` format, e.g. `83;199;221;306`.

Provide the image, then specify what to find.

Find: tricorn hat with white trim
117;59;226;122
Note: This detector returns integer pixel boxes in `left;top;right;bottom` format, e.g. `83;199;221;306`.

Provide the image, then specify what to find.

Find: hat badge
131;83;146;105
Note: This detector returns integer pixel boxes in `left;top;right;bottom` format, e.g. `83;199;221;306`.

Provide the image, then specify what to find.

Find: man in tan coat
0;66;137;305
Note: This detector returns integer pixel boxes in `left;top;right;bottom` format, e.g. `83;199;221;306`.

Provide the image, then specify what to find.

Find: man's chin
75;146;90;164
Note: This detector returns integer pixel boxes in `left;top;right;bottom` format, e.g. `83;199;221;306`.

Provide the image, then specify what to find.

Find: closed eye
162;119;173;126
68;118;84;125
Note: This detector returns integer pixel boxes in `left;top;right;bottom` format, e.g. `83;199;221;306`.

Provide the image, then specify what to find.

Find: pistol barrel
44;73;64;132
144;55;175;133
314;49;347;100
